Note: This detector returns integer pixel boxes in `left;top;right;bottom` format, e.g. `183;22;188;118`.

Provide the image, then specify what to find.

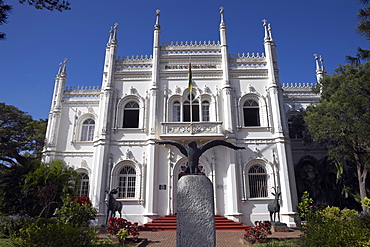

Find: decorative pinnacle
154;9;161;29
61;58;67;74
220;7;226;27
262;19;269;40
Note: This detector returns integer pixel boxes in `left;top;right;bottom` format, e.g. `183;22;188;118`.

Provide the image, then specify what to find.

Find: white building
43;9;324;227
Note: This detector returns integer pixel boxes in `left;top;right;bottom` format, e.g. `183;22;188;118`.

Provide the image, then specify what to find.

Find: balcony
160;122;224;139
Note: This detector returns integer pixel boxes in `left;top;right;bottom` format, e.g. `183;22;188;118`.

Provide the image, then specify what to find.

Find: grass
254;238;302;247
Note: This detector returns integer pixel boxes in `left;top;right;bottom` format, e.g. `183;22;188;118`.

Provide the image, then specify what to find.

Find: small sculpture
105;188;123;224
267;188;281;222
155;139;245;175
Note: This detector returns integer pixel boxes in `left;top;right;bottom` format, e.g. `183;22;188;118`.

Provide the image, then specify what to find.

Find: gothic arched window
118;166;136;199
243;100;260;127
81;119;95;141
201;100;210;121
173;101;181;122
77;172;89;197
123;102;139;128
248;165;268;198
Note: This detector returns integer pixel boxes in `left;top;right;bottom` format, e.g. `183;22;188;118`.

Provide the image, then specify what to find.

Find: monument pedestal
177;175;216;247
271;221;289;232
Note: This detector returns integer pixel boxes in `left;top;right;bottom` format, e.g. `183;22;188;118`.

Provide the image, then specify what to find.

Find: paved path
99;228;302;247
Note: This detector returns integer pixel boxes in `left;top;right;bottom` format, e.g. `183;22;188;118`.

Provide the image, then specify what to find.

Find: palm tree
22;160;78;217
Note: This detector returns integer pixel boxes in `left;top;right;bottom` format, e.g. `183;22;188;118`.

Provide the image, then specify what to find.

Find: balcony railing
161;122;223;137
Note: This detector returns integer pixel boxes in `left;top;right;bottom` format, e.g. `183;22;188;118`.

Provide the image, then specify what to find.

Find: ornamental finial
262;19;269;40
220;7;225;27
154;9;161;30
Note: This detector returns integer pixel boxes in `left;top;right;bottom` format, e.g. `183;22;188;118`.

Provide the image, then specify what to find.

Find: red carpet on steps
140;215;248;231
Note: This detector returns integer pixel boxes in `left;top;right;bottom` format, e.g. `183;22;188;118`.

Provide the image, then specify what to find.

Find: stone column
177;175;215;247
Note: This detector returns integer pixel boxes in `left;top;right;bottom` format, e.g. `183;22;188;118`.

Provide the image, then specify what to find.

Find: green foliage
10;218;97;247
300;206;370;247
0;102;46;168
0;216;31;238
305;62;370;207
22;160;78;217
254;239;302;247
362;197;370;209
116;228;129;243
296;191;314;220
56;196;97;227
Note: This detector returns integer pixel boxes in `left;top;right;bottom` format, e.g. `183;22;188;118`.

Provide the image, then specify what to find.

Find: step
140;215;248;231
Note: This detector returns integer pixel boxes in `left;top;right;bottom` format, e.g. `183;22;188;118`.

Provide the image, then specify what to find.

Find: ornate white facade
43;9;324;227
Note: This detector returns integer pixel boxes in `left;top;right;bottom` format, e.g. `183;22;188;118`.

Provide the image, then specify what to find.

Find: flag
188;63;193;92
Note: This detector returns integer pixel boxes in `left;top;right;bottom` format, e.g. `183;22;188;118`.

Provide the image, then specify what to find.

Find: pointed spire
268;23;274;42
314;54;325;83
57;61;63;75
314;54;320;70
219;7;226;29
61;58;67;75
111;23;118;43
262;19;269;41
154;9;161;30
320;55;326;75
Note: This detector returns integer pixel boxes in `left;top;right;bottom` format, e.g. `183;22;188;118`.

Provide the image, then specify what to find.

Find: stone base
271;222;289;232
177;175;216;247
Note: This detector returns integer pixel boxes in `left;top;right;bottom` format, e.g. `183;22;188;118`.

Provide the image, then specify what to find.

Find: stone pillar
177;175;215;247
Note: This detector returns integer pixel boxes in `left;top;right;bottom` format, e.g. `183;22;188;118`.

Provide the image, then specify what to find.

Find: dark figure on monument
154;139;245;175
105;188;123;225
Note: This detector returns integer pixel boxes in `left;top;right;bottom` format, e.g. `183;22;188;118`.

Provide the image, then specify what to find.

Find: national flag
188;63;193;92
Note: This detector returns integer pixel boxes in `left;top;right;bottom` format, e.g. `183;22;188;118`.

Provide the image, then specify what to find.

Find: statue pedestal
177;175;215;247
271;222;289;232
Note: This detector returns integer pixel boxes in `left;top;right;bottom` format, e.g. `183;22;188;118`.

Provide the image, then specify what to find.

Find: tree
0;103;46;215
305;62;370;211
346;0;370;64
0;102;46;168
0;0;70;40
22;160;78;217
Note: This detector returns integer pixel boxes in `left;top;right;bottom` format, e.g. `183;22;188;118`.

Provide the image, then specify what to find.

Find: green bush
55;196;97;227
0;216;31;238
10;218;98;247
301;206;370;247
296;191;314;221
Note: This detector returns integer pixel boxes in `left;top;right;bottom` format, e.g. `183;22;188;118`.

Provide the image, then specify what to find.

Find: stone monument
155;139;245;247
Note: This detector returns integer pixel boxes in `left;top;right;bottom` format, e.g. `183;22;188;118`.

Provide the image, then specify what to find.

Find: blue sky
0;0;368;120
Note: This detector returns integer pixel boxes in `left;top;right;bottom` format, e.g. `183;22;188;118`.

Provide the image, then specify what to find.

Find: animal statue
267;188;281;222
105;188;123;224
155;139;245;175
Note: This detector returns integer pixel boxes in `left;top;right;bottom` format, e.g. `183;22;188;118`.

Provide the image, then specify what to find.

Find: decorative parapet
229;53;267;70
115;55;153;71
160;41;221;55
281;82;318;96
63;86;101;98
161;122;223;136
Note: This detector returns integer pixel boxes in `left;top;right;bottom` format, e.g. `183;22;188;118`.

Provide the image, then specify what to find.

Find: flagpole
188;61;193;125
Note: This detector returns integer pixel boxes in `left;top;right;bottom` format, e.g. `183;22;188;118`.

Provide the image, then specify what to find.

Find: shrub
107;217;140;240
10;218;98;247
301;206;370;247
244;221;272;244
0;215;32;238
296;191;314;221
55;196;97;227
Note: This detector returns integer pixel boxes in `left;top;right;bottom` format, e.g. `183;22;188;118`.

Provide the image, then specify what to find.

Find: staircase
140;215;248;231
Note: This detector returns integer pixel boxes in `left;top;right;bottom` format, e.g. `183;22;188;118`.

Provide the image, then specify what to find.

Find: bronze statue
105;188;123;224
155;139;245;175
268;188;281;222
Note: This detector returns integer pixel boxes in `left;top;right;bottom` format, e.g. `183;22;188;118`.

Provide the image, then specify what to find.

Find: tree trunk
354;151;368;212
